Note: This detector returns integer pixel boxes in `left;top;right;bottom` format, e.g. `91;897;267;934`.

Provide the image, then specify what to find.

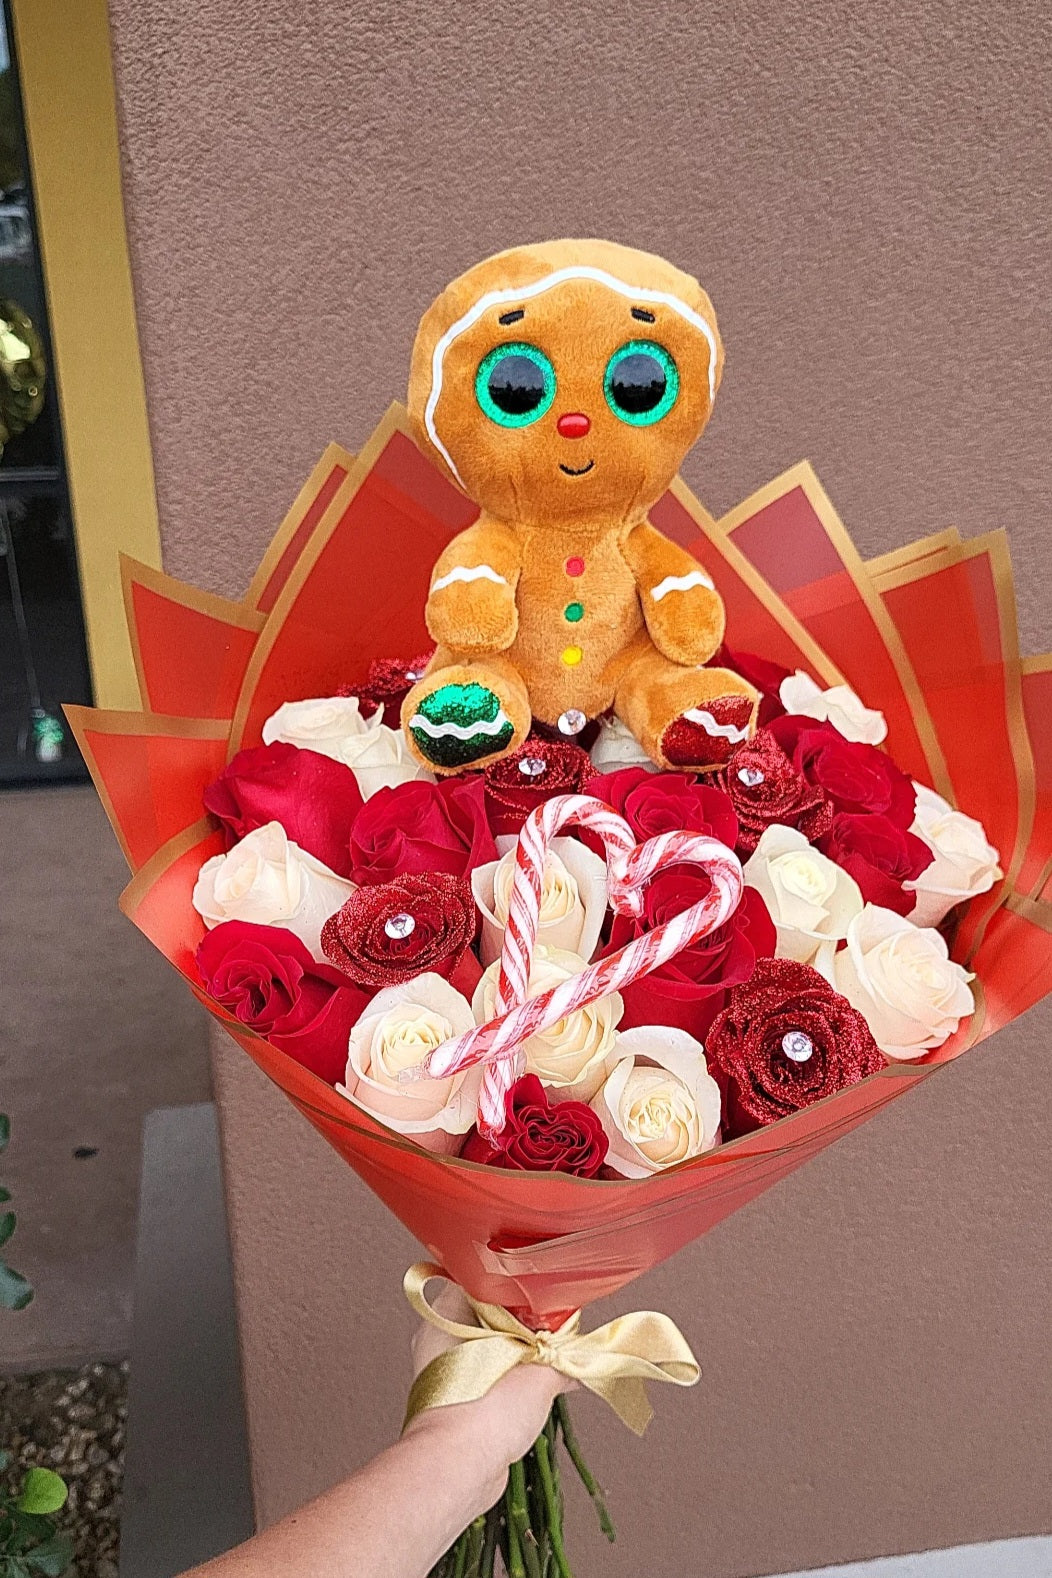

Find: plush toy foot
661;693;756;769
614;654;760;773
401;660;530;774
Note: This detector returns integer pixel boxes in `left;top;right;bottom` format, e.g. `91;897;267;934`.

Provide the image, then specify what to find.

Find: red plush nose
556;412;591;439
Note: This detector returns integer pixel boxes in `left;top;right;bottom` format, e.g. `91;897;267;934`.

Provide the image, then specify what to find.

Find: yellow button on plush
561;645;583;667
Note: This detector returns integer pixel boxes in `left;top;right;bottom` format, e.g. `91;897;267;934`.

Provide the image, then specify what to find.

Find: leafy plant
0;1457;72;1577
0;1116;32;1311
0;1120;71;1575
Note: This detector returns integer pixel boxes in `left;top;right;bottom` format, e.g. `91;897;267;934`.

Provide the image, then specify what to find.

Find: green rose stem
503;1470;526;1578
555;1397;616;1541
509;1456;542;1578
480;1506;499;1578
533;1431;572;1578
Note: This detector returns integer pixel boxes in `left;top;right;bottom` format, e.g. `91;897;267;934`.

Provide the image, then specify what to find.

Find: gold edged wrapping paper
717;460;954;804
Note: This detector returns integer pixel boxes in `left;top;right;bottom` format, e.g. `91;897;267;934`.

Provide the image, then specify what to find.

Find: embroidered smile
558;460;595;477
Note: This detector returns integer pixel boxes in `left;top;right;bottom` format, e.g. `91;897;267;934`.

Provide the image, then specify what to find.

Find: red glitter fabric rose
606;876;776;1039
714;643;790;727
320;871;481;997
718;729;833;857
196;921;368;1084
343;650;435;727
705;957;886;1136
484;738;592;836
818;812;934;917
461;1075;608;1177
584;766;739;849
348;776;497;885
770;716;916;827
204;741;364;878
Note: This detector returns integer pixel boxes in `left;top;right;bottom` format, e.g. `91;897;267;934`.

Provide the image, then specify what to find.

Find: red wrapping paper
70;405;1051;1325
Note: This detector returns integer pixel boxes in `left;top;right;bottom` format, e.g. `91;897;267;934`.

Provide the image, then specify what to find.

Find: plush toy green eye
476;342;556;427
604;340;679;425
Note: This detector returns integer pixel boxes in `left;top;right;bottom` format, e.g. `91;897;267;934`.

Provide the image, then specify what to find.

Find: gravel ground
0;1361;127;1577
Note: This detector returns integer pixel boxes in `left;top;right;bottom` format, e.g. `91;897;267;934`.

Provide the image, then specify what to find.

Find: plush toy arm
623;522;725;665
425;521;522;654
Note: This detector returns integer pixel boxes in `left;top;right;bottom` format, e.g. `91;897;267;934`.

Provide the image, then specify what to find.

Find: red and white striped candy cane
418;794;744;1137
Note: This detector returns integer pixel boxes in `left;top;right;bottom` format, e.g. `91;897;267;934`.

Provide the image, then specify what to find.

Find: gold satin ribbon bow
403;1263;700;1437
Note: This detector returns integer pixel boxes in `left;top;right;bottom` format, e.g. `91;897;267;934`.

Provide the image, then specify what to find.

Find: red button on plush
565;556;585;577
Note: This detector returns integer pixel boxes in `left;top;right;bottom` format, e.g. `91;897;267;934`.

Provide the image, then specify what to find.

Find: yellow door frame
10;0;161;709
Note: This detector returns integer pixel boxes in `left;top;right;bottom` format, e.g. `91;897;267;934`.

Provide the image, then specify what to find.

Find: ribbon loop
403;1263;700;1437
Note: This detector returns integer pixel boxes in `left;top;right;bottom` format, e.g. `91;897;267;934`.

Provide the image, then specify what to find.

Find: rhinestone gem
518;756;547;777
557;708;587;736
405;668;424;682
384;912;416;940
781;1030;813;1063
737;766;765;787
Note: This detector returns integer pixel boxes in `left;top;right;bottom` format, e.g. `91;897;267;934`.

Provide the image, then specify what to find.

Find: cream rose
592;1027;721;1177
778;670;888;745
589;715;658;773
833;904;975;1060
744;823;863;967
904;783;1002;927
338;974;482;1154
262;694;432;798
472;946;622;1103
192;821;353;961
472;836;609;967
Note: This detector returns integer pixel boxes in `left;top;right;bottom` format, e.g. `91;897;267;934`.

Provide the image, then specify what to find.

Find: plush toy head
408;239;724;528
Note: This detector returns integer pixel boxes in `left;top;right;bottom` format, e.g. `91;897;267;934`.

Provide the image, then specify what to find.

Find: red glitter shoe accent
662;694;756;770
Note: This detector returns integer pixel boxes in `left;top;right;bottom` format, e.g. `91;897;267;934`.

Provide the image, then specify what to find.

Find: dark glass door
0;3;91;783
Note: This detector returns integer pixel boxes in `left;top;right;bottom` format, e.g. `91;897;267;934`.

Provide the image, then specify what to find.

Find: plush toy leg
401;652;531;773
614;646;760;771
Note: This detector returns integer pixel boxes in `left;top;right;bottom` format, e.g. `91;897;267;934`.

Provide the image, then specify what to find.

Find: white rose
589;715;658;773
592;1027;721;1177
779;670;887;746
262;694;381;759
338;724;434;799
262;694;433;798
338;973;482;1154
744;823;863;968
904;783;1002;927
833;904;975;1060
472;836;609;967
192;821;353;961
472;945;622;1103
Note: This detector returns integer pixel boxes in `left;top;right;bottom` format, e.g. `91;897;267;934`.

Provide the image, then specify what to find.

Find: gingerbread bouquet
69;241;1052;1578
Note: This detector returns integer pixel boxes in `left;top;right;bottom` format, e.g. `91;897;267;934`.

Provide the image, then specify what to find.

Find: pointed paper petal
717;464;952;800
122;556;263;719
66;706;228;870
246;443;356;613
229;408;477;753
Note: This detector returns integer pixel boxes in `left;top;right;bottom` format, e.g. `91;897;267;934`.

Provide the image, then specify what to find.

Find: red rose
818;812;934;916
195;921;368;1084
461;1075;608;1177
320;871;482;996
348;776;497;885
718;729;833;857
770;716;916;827
705;957;886;1136
585;766;739;850
606;877;777;1039
343;650;435;727
714;643;790;727
204;742;364;878
484;738;592;836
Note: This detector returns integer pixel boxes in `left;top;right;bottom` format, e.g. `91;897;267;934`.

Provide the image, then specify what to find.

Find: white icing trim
431;564;508;593
682;709;750;743
425;265;720;485
408;710;512;741
650;569;715;601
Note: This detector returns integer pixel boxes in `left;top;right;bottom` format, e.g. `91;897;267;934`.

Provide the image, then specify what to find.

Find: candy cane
414;794;744;1137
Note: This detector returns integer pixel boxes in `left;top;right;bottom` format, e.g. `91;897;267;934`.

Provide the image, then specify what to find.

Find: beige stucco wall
106;3;1051;1573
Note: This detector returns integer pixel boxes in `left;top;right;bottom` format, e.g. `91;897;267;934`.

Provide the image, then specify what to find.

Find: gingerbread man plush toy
400;239;758;774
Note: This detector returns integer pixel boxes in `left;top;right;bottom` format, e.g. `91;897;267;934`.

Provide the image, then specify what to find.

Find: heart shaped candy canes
422;793;745;1138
